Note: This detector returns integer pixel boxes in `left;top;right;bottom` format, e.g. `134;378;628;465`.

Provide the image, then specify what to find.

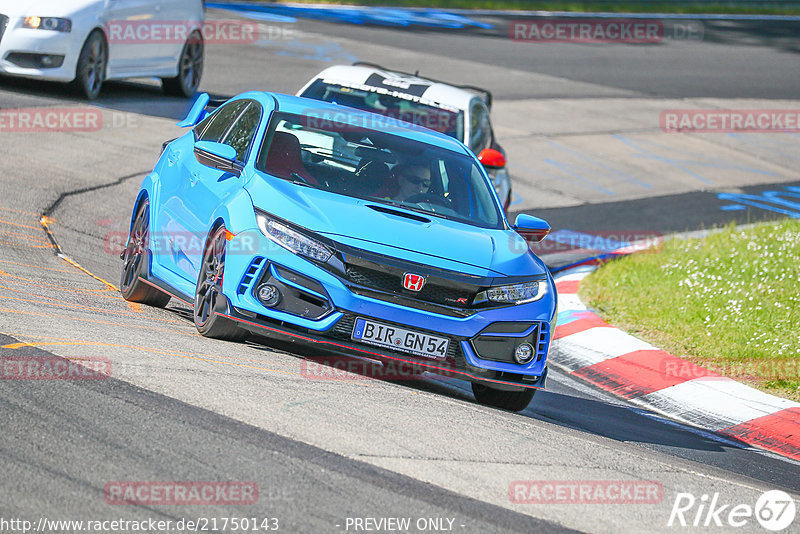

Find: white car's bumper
0;16;81;82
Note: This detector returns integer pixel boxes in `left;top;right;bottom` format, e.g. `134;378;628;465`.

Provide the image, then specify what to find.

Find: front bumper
0;17;80;81
217;230;555;390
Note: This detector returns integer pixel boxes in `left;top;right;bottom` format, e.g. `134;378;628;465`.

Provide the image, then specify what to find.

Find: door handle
189;172;199;186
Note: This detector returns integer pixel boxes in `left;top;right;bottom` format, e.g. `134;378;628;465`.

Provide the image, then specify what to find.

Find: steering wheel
404;193;451;207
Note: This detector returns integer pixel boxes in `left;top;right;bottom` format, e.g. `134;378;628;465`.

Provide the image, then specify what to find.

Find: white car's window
301;79;464;141
468;101;491;153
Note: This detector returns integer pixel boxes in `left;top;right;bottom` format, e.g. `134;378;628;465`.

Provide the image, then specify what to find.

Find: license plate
351;318;449;360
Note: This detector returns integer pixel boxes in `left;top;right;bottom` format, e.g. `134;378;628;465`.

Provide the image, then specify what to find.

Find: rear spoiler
176;93;231;128
351;61;493;110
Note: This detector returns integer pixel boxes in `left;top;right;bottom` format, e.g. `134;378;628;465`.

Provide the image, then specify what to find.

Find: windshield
301;79;464;141
255;112;502;229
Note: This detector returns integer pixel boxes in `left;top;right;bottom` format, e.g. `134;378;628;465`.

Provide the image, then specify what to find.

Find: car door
153;100;250;283
103;0;165;77
145;0;202;74
178;100;261;281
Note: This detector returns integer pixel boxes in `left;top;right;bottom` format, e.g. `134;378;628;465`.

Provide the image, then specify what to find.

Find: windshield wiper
290;173;314;187
365;197;453;221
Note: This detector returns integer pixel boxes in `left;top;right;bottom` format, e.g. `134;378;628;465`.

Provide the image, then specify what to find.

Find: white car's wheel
162;31;204;98
73;30;107;100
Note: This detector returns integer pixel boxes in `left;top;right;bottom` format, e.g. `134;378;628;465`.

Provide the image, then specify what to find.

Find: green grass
579;220;800;402
233;1;800;15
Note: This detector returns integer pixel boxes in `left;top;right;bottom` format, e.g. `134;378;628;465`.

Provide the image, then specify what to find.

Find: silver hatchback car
0;0;204;99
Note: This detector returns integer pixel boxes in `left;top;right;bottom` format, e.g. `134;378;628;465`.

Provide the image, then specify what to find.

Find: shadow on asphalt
0;74;224;121
223;322;737;456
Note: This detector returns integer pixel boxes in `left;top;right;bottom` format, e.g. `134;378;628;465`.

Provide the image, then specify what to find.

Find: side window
468;101;491;153
195;100;250;143
221;103;262;162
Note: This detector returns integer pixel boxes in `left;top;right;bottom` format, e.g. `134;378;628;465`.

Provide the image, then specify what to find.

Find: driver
393;164;431;202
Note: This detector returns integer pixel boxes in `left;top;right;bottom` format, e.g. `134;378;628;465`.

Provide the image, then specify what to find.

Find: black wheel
73;30;107;100
162;31;204;98
194;226;248;341
120;201;171;307
471;383;535;412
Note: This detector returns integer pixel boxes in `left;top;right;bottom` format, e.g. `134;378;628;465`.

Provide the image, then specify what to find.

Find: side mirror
514;214;550;242
194;141;243;176
478;148;506;168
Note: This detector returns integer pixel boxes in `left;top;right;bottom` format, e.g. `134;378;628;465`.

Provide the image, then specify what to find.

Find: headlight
23;17;72;32
481;281;546;305
256;211;332;262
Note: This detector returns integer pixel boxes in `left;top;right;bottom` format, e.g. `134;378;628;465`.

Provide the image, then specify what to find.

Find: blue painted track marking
728;133;800;164
614;135;780;186
544;159;615;196
718;187;800;218
207;2;492;29
260;40;359;63
547;140;652;189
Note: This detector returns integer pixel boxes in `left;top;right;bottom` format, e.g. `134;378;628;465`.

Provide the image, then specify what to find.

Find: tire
73;30;107;100
162;31;204;98
471;383;535;412
120;200;171;307
193;226;248;341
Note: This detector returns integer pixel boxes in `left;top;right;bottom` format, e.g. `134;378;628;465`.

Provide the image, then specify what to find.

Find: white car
298;63;513;211
0;0;204;99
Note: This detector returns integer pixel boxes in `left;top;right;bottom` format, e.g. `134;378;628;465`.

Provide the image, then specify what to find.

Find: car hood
0;0;101;17
246;175;549;278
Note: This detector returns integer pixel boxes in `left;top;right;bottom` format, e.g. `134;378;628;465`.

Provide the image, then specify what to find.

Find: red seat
262;132;317;185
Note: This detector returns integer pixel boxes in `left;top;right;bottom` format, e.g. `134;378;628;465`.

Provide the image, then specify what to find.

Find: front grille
330;313;466;368
345;264;475;308
0;15;8;44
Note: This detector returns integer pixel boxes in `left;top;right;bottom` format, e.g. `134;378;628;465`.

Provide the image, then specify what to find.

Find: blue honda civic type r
121;91;556;411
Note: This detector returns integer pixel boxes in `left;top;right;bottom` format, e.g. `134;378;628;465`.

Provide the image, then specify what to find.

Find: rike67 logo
668;490;796;531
